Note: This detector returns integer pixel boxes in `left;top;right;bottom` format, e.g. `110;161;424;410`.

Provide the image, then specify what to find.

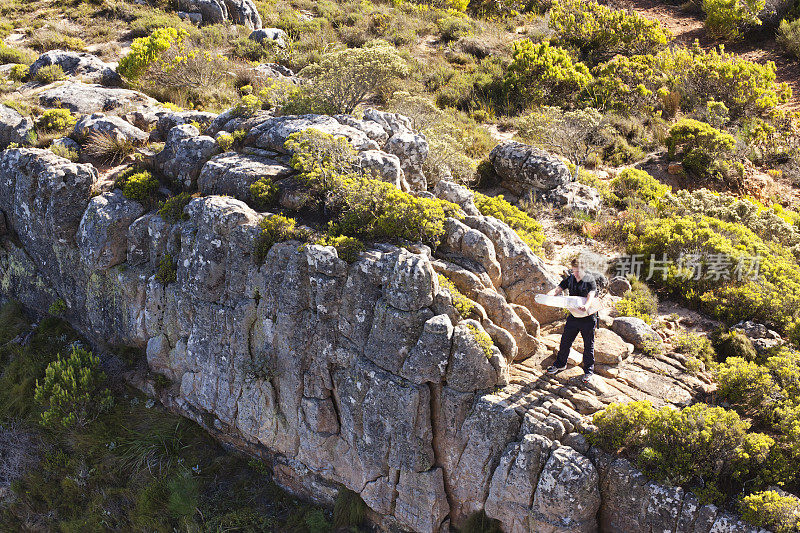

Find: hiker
545;257;598;383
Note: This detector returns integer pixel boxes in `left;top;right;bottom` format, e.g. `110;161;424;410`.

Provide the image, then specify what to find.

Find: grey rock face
0;105;33;149
545;181;601;214
246;114;380;153
198;152;293;202
433;180;480;216
607;275;632;296
29;50;122;86
611;316;663;351
385;131;428;191
223;0;262;29
489;141;573;196
731;320;783;354
177;0;227;24
154;124;218;188
77;191;145;270
39;82;159;114
152;110;218;142
357;150;405;190
249;27;287;47
73;113;149;144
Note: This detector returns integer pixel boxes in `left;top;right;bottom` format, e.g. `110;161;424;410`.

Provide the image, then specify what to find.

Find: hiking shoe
546;364;567;375
581;372;594;384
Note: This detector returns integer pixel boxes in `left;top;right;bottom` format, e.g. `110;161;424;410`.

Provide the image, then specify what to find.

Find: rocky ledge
0;93;767;531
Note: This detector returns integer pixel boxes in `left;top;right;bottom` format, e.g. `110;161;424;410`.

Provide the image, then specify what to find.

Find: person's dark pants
554;314;597;374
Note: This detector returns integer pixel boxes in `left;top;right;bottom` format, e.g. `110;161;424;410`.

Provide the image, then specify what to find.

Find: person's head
571;257;585;279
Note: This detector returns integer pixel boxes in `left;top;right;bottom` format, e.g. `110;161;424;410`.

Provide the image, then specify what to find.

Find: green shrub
48;298;67;316
672;331;716;368
0;44;35;65
50;143;79;162
285;128;358;190
609;168;671;208
712;330;758;362
158;193;192;223
740;490;800;533
465;323;495;358
473;191;545;252
249;176;280;211
315;234;365;263
155;253;178;284
216;132;234;152
591;401;774;496
438;274;475;317
121;170;159;204
716;356;780;417
592;44;791;117
703;0;764;41
85;131;138;164
36;108;76;133
9;63;29;81
299;40;409;114
437;15;472;42
255;215;301;263
34;345;113;428
117;27;189;81
549;0;672;62
615;277;658;323
33;64;66;84
503;40;592;109
666;119;741;187
777;18;800;58
232;94;261;117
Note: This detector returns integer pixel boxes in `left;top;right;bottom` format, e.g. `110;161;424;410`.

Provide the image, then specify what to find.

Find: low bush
777;18;800;58
712;329;758;362
666;119;741;187
120;170;159;205
514;106;608;168
438;274;476;317
299;39;409;113
473;191;545;252
503;40;592;110
703;0;764;41
49;143;79;162
249;177;280;211
34;345;113;428
590;401;774;500
255;215;302;263
155;253;178;284
332;488;367;528
740;491;800;533
32;64;66;84
437;14;472;42
465;323;495;358
314;234;364;263
609;168;671;208
614;276;659;323
671;331;716;368
9;63;28;81
157;193;192;223
84;131;138;164
35;108;76;133
0;44;35;65
549;0;672;63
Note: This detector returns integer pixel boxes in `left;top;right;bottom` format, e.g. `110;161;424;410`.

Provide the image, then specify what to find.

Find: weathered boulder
151;110;218;142
246;114;380;153
39;82;159;114
249;27;287;47
489;141;573;196
223;0;262;29
251;63;299;84
607;275;632;296
572;327;632;364
177;0;227;24
545;181;601;214
197;152;293;202
72;113;149;144
731;320;783;354
29;50;121;86
77;191;145;270
362;107;413;137
357;150;405;189
0;105;33;149
400;314;453;384
385;131;428;191
445;321;507;392
154;124;218;188
612;316;663;351
433;179;480;216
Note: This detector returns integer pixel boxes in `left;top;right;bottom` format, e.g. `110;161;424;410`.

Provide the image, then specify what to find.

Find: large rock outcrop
0;141;764;533
489;141;573;196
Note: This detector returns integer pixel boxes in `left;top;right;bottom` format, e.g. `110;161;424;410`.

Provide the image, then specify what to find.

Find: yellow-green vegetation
473;191;545;252
503;40;592;109
216;132;234;152
315;234;365;263
32;64;65;84
85;131;139;164
609;168;671;209
157;192;193;223
712;329;758;362
777;18;800;58
465;322;495;358
666;118;741;187
34;345;113;428
155;253;178;284
740;490;800;533
589;401;774;504
120;170;160;205
0;43;35;65
549;0;672;62
35;108;76;133
249;176;280;211
255;215;302;263
703;0;764;41
614;276;658;324
438;273;476;317
671;331;716;369
298;39;409;114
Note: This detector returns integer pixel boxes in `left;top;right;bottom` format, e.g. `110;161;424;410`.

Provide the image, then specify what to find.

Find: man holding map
544;257;598;384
